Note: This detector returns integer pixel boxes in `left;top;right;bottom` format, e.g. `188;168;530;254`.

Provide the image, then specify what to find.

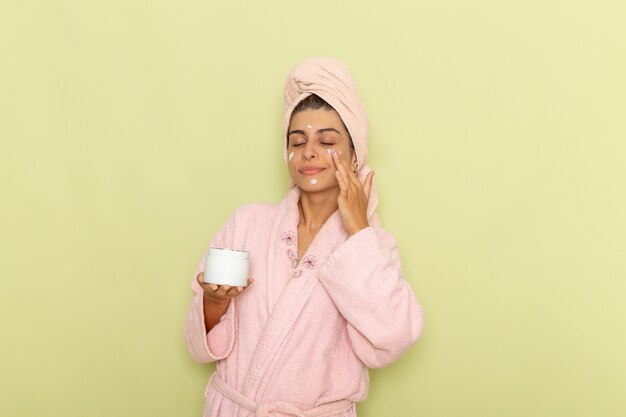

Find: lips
298;166;325;175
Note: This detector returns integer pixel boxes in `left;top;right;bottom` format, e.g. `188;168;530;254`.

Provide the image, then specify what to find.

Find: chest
297;224;317;261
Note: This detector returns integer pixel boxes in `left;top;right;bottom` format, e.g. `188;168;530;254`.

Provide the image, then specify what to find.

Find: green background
1;1;625;416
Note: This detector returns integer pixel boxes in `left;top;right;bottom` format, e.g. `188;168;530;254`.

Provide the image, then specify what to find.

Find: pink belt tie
209;372;354;417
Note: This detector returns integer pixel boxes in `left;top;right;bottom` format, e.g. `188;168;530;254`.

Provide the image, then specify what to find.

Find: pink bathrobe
184;184;424;417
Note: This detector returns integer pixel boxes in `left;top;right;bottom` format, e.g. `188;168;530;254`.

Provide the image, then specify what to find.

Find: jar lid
208;247;249;259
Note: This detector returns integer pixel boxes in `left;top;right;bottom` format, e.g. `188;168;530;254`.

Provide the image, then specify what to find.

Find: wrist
347;222;369;236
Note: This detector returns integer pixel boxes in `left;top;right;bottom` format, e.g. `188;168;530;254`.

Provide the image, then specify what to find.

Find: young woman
185;57;424;417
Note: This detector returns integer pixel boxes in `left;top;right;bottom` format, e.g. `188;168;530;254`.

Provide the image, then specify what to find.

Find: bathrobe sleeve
184;208;243;364
317;226;424;368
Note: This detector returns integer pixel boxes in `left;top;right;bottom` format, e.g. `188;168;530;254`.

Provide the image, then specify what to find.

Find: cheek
287;149;303;165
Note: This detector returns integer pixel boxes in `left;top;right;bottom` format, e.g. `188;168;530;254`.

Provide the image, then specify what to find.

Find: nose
302;142;318;160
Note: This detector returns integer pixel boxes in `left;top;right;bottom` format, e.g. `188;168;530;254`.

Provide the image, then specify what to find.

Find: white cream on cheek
288;152;294;162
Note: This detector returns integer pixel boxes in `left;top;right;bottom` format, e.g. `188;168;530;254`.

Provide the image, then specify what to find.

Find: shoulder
212;203;278;247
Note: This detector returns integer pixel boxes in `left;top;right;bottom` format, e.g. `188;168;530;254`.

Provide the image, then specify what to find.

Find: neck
298;187;340;232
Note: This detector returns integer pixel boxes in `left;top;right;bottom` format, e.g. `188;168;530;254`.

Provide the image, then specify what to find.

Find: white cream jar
203;248;249;287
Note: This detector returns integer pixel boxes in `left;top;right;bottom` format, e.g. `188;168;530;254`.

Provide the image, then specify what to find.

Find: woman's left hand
332;150;374;236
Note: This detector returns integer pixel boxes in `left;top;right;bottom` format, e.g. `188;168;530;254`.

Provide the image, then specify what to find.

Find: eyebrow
287;127;341;137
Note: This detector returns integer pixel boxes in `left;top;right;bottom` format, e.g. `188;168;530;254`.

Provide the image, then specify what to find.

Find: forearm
203;294;231;331
185;291;236;363
318;227;423;366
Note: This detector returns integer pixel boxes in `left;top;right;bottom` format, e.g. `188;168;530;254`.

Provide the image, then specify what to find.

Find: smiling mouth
299;167;325;175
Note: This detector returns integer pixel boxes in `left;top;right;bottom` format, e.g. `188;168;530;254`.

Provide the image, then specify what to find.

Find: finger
336;150;354;171
241;277;255;291
225;287;241;297
228;279;253;296
334;169;348;192
333;150;349;178
333;151;351;190
197;273;219;293
364;171;374;200
216;285;230;297
338;150;360;186
336;150;352;172
349;167;362;188
338;152;362;191
333;154;348;191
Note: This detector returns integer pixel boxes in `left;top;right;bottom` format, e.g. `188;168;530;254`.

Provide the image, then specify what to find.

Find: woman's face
287;108;356;193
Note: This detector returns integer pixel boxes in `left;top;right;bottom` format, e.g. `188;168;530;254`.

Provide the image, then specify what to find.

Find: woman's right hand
196;272;254;304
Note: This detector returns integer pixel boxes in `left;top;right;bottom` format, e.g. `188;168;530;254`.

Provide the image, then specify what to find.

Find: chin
296;181;337;193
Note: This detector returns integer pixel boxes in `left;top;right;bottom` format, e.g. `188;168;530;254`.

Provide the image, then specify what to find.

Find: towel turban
281;57;369;172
